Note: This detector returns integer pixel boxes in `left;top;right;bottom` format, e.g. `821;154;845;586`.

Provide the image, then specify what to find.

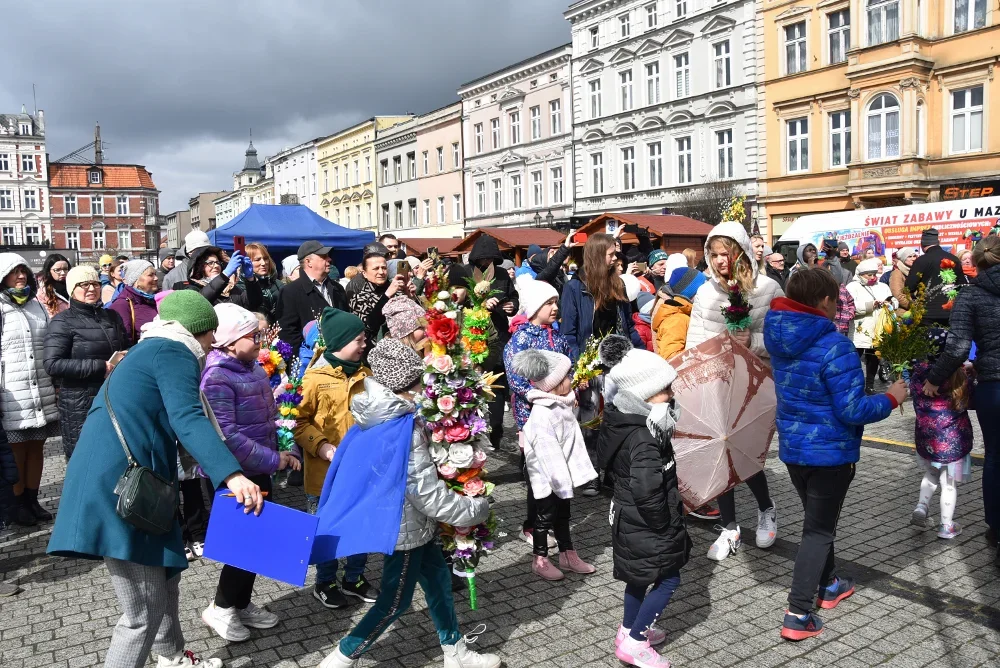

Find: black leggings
179;478;211;543
718;471;773;529
533;494;573;557
215;474;273;609
858;349;879;391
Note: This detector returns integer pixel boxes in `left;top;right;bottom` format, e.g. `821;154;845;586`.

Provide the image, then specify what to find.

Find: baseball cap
297;240;333;261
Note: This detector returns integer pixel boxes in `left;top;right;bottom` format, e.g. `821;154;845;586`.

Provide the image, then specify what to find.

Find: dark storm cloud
1;0;571;211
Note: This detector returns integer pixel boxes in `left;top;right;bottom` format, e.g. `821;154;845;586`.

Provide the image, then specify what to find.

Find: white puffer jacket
846;258;896;350
0;253;58;432
685;222;784;359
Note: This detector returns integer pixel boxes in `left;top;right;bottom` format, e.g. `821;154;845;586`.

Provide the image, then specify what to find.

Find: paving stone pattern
1;410;998;667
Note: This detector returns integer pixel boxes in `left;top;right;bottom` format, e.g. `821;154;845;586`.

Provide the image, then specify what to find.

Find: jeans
306;494;368;585
717;471;772;529
785;462;855;615
975;381;1000;534
339;541;461;658
623;571;681;642
533;494;572;557
215;475;272;609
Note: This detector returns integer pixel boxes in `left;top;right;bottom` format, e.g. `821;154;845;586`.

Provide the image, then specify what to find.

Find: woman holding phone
44;266;131;459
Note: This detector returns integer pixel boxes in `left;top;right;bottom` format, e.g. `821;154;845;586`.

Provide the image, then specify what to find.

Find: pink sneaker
558;550;596;574
531;555;564;581
615;636;672;667
616;625;666;648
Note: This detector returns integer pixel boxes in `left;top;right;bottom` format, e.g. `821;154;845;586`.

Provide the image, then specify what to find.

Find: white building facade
459;44;575;230
565;0;758;216
270;139;320;212
0;109;51;247
374;118;420;234
214;140;272;226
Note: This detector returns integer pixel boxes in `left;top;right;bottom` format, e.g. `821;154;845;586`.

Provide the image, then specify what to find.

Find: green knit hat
320;307;365;353
158;290;219;335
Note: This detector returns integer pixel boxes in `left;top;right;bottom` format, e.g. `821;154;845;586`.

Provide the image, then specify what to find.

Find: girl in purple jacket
200;303;302;643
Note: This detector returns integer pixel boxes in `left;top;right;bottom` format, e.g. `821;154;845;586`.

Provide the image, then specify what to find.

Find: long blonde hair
708;236;755;295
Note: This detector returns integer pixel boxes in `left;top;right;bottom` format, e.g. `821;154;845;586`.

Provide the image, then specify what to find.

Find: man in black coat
906;228;969;325
276;240;347;350
764;250;789;289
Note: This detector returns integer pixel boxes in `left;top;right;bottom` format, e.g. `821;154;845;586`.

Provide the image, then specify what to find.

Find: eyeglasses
243;330;264;344
203;260;222;268
52;267;69;274
767;258;785;266
77;281;101;290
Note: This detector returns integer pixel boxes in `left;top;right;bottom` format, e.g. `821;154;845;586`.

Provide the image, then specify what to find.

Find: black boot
24;489;52;522
12;496;36;527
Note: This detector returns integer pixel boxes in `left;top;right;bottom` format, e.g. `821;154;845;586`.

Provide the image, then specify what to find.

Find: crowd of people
0;219;993;668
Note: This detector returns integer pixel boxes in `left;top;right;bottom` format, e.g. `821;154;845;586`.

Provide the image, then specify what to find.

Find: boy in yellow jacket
651;267;706;360
295;307;373;609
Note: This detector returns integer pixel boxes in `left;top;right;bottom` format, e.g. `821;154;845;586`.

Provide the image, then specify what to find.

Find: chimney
36;109;44;133
95;123;103;165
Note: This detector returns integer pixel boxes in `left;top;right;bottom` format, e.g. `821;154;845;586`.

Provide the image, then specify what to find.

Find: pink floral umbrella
668;334;777;512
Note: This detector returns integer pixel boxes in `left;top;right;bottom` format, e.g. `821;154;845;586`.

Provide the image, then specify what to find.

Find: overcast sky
2;0;572;213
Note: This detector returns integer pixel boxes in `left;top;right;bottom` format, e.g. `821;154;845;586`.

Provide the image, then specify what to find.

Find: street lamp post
545;210;554;226
533;212;542;227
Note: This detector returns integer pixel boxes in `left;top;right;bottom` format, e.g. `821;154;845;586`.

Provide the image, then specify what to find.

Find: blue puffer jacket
560;273;642;361
764;297;896;467
503;317;571;431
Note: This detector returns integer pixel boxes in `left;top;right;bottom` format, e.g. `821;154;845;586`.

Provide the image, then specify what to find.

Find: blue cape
310;413;413;562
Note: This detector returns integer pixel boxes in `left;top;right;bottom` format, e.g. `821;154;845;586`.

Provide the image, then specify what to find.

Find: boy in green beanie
295;307;376;609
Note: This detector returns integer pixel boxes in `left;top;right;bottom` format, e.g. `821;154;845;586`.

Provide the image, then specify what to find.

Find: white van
773;196;1000;266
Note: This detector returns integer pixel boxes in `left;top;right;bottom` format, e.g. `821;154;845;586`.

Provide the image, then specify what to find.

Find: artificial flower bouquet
461;278;499;366
721;280;752;332
275;358;304;454
572;335;604;389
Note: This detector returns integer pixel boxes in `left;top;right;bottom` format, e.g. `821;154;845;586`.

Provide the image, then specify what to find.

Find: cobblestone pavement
2;406;998;668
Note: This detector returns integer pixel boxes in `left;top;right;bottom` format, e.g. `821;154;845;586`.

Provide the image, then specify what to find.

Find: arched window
866;93;900;159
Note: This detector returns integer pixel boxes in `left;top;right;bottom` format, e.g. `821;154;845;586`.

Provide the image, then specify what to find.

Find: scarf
895;261;911;278
134;287;156;299
325;353;361;376
613;390;680;445
5;286;31;305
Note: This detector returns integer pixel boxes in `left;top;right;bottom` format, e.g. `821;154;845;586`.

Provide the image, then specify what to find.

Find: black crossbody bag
106;371;177;535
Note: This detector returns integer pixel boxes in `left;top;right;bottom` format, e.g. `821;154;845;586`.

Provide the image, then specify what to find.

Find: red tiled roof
452;228;565;255
397;237;462;256
581;213;714;238
48;163;157;190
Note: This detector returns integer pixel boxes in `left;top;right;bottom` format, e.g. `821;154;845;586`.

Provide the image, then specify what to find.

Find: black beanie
447;263;471;289
921;228;939;248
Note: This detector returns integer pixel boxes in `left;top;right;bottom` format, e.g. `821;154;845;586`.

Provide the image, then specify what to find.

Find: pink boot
558;550;596;574
532;555;564;581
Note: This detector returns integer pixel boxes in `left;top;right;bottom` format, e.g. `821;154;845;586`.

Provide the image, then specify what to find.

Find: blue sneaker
817;577;855;609
780;611;823;641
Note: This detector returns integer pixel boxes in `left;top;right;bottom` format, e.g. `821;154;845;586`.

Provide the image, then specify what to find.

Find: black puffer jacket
597;405;691;586
906;245;969;324
466;235;519;348
43;299;130;457
928;263;1000;386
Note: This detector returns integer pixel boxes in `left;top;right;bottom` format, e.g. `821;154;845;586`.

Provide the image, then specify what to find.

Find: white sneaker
157;650;224;667
191;541;205;557
317;647;356;668
519;529;557;550
756;507;777;549
911;502;929;526
201;603;251;642
238;601;279;629
707;526;741;561
615;636;672;667
442;627;501;668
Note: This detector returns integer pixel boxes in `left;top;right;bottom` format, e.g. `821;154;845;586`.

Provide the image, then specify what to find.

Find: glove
224;252;244;277
241;254;254;277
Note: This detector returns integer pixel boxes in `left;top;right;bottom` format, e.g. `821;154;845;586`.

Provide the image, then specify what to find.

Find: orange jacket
652;296;693;361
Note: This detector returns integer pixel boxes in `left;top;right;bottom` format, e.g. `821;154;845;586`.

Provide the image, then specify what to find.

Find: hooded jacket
503;318;571;431
652;295;692;361
928;263;1000;386
793;243;817;272
764;297;895;466
108;285;159;345
350;379;490;551
845;260;895;349
173;245;263;312
685;222;784;358
155;247;176;286
466;235;519;349
596;405;691;586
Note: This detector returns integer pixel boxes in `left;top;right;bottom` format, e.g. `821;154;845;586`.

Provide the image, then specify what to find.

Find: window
407;153;416;179
511;174;523;209
0;154;7;171
422;151;429;175
437;197;446;223
93;229;105;250
916;100;925;157
676;137;692;184
1;227;15;244
646;4;658;29
21;153;35;172
117;229;131;250
787;118;809;172
492;178;503;212
676;0;687;18
323;169;329;191
423;199;431;224
785;22;807;74
453;195;462;222
830;111;852;167
23;188;37;210
409;200;417;228
716;130;734;178
452;142;460;167
394;202;404;229
589;80;603;118
952;86;984;154
393;156;402;182
551;167;564;204
530;106;541;140
866;93;900;159
619;14;630;39
334;165;340;189
89;170;101;184
117;195;129;215
64;195;77;215
620;70;634;111
25;225;40;245
354;160;360;184
867;0;899;45
491;118;501;150
382;204;390;228
510;112;521;145
334;210;340;226
20;122;30;135
356;205;362;228
366;157;372;182
618;147;635;190
67;231;80;250
591;153;605;194
474;123;484;153
714;42;731;89
648;142;663;187
432;147;441;172
345;207;351;228
550;100;562;135
476;182;486;214
674;53;690;97
589;26;599;49
0;189;13;210
646;62;661;104
828;10;850;64
380;160;389;185
531;171;544;206
955;0;987;33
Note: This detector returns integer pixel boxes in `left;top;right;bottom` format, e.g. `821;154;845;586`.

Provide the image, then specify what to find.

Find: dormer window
19;123;30;135
89;170;102;184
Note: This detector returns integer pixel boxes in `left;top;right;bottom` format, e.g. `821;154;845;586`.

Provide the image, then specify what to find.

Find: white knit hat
855;257;882;277
212;303;259;347
518;278;559;319
665;253;688;276
621;273;641;302
609;349;678;402
512;349;572;393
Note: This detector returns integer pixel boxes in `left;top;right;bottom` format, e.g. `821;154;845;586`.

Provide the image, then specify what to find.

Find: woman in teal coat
48;291;264;668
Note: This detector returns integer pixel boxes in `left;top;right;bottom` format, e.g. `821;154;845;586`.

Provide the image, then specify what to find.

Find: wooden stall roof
450;227;566;262
397;237;462;256
575;213;714;244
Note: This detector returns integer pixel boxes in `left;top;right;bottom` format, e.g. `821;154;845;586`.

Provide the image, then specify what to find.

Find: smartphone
623;224;642;235
233;235;246;254
635;262;648;272
573;232;588;244
427;246;439;262
108;351;127;368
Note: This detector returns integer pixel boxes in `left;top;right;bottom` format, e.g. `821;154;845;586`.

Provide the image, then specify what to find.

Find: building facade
758;0;999;242
214;140;273;227
270;139;321;212
0;109;51;248
185;191;228;242
459;44;575;230
163;209;191;249
317;116;412;231
565;0;758;221
375;102;466;238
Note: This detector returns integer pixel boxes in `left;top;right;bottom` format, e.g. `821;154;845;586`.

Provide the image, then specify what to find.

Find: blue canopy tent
207;204;375;272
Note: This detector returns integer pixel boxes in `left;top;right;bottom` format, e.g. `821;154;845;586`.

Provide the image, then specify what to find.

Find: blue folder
203;490;319;587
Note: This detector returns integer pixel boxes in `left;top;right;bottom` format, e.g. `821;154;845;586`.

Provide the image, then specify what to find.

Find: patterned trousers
103;558;184;668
